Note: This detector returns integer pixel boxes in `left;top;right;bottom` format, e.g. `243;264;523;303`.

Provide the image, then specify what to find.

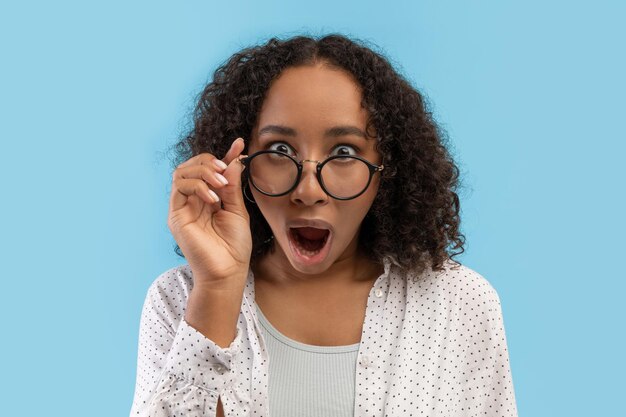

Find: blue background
1;1;624;415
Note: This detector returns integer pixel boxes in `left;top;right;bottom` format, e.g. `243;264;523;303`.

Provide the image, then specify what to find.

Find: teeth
299;241;324;256
299;247;320;256
292;229;328;257
296;238;322;256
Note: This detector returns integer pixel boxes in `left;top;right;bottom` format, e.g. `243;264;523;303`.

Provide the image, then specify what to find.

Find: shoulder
401;260;510;345
433;261;507;334
407;259;502;311
441;261;501;304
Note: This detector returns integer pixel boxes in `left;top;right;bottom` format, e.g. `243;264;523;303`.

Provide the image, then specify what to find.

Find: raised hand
167;137;251;290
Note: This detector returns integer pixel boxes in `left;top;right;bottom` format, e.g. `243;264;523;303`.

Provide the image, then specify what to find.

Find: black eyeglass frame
238;150;385;201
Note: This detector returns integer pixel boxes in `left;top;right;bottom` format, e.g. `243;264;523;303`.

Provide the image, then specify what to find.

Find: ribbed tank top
254;301;360;417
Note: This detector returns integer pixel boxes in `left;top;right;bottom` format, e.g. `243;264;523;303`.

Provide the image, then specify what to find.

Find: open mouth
287;227;332;264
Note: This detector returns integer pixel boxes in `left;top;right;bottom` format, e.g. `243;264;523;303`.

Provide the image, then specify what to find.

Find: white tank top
255;301;360;417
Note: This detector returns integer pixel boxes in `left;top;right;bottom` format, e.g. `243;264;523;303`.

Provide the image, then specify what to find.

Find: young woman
130;34;518;417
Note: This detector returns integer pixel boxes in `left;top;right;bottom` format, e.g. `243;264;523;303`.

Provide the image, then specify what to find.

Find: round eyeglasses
238;150;385;200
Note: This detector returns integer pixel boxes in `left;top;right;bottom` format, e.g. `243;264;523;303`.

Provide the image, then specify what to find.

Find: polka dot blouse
129;256;518;416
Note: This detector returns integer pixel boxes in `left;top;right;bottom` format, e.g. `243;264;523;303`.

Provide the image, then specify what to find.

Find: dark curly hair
168;33;466;276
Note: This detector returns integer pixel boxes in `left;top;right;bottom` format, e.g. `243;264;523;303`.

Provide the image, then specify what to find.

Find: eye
267;141;295;156
330;144;359;157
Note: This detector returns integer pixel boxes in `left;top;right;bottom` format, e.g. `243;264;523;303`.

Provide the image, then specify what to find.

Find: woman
130;34;518;417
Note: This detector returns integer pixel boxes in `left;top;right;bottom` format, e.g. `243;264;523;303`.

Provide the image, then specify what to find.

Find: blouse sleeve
129;272;246;417
458;279;519;417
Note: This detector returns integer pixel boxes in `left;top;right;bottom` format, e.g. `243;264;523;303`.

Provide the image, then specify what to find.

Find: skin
247;62;385;344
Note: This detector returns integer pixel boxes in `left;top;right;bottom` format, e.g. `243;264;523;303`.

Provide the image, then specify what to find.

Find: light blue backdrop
1;1;623;416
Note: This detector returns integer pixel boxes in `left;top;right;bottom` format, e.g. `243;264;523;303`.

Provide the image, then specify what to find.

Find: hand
167;137;251;290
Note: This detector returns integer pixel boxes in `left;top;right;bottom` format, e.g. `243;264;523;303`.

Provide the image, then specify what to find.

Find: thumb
218;138;248;217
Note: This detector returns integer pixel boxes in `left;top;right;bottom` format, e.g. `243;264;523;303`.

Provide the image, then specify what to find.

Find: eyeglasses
238;150;385;200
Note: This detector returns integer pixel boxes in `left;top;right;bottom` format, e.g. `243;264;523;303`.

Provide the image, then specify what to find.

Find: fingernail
215;173;229;185
213;159;228;170
231;137;243;149
208;190;220;203
239;155;248;171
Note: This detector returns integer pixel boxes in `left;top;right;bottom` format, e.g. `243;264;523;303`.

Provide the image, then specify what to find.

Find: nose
289;160;328;206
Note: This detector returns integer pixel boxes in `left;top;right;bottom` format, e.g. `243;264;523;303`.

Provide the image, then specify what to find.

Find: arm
129;269;245;417
458;279;519;417
184;283;245;417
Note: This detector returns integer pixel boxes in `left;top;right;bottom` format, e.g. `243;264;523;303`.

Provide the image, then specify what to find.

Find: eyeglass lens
248;153;371;198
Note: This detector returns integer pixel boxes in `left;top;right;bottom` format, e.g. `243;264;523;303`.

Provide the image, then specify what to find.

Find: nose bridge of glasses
297;158;320;181
291;158;325;195
298;158;322;174
301;159;321;165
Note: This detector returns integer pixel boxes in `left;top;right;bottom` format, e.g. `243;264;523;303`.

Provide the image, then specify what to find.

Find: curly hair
168;33;466;276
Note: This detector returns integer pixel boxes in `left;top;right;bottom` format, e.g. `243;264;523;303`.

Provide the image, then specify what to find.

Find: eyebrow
258;124;368;139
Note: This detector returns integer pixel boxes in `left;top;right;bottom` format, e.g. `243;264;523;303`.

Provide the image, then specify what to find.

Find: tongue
295;227;328;240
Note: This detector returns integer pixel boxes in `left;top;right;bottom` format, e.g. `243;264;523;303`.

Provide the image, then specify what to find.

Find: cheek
362;177;381;207
341;194;378;230
252;192;285;227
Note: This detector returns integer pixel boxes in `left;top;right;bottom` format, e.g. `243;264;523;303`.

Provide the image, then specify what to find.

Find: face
247;63;383;277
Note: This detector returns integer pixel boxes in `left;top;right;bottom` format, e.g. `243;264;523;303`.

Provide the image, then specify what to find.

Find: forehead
252;64;374;141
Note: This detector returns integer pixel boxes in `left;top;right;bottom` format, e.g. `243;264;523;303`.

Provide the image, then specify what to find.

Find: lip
286;218;333;232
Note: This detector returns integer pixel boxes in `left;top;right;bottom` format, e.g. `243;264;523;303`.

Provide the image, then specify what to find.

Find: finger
174;164;230;190
221;137;246;166
171;178;220;212
176;138;245;170
177;153;226;171
215;148;248;217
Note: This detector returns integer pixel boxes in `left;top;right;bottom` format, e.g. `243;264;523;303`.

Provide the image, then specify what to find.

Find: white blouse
129;256;518;416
